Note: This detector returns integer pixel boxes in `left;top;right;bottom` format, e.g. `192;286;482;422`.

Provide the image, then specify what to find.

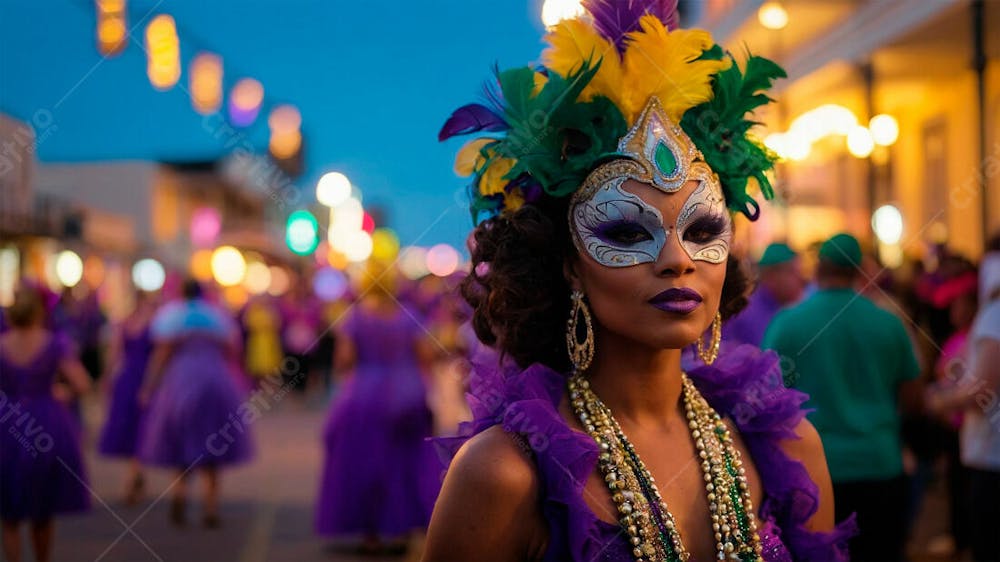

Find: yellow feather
478;156;515;197
621;16;730;123
541;18;624;107
454;138;494;177
503;188;526;211
532;71;548;97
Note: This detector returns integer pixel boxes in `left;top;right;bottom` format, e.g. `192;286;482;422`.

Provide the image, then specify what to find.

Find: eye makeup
571;177;667;268
676;165;732;264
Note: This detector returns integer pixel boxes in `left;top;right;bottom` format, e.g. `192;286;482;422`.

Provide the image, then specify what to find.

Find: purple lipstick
649;287;703;314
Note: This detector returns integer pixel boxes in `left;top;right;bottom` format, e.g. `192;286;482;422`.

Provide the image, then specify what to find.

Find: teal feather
681;50;786;218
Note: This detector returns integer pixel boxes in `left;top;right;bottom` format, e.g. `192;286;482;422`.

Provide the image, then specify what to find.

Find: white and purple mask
569;97;732;267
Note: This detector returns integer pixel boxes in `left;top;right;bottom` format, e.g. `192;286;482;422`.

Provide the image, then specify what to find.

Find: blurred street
55;396;407;562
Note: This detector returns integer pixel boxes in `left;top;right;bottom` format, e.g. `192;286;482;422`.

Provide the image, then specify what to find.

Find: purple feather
582;0;680;53
438;103;508;141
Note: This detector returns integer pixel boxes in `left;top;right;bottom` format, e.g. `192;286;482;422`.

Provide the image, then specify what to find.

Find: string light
229;78;264;127
145;15;180;90
268;105;302;160
96;0;127;56
190;53;223;114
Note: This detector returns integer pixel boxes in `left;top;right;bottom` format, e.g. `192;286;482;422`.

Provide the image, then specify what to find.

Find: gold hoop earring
566;290;594;373
697;312;722;365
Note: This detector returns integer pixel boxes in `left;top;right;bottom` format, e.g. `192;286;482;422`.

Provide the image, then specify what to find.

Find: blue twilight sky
0;0;553;248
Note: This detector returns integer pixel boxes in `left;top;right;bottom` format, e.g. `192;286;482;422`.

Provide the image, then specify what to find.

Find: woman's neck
582;329;684;429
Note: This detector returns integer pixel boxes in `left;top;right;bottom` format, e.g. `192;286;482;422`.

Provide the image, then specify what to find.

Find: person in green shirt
762;233;921;562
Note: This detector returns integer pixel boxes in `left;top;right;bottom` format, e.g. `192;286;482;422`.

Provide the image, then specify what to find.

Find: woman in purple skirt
1;285;92;562
315;267;439;552
139;280;253;528
97;290;158;505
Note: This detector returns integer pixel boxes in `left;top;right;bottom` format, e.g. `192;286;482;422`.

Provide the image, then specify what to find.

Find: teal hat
758;243;797;267
819;233;863;268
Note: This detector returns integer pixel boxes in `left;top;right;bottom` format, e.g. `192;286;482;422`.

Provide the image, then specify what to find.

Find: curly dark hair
461;202;754;371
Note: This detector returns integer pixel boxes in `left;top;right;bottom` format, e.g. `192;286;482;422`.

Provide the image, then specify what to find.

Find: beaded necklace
568;374;763;562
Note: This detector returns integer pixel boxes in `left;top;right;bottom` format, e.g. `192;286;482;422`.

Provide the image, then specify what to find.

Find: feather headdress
440;0;785;223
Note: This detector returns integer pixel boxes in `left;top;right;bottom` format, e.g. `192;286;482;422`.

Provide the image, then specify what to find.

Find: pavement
44;394;408;562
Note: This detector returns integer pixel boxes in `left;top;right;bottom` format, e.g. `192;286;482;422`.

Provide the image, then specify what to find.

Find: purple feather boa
436;342;856;561
582;0;681;53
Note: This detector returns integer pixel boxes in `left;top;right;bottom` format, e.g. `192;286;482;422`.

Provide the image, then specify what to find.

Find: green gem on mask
654;141;677;176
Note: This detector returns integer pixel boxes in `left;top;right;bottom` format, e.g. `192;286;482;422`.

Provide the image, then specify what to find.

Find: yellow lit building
698;0;1000;262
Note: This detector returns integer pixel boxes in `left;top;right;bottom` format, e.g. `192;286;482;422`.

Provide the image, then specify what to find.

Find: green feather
681;50;786;218
489;60;627;198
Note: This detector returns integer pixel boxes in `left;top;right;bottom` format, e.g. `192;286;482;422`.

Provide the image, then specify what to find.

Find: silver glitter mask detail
571;164;732;267
676;162;732;264
571;177;667;267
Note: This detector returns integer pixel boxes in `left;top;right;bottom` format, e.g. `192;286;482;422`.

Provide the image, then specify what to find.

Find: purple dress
439;344;856;561
315;306;439;537
0;334;90;520
98;325;154;457
139;300;254;469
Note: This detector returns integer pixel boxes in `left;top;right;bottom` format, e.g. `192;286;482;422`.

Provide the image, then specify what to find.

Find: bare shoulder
423;425;547;562
779;418;836;531
452;425;539;490
780;417;825;459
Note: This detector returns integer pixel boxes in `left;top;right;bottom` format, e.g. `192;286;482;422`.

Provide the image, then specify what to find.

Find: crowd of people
0;229;998;561
0;264;473;562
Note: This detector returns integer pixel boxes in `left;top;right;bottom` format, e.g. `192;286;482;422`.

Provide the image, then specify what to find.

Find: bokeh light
132;258;166;291
244;260;271;295
327;247;349;270
145;15;180;90
313;267;348;302
190;249;214;282
0;248;19;307
268;105;302;159
190;207;222;247
846;125;875;158
872;205;904;245
316;172;352;207
541;0;585;28
342;230;374;263
286;210;319;255
211;246;247;287
758;1;789;30
229;78;264;127
362;212;375;234
426;244;459;277
222;285;248;309
267;265;290;296
399;246;429;280
83;255;106;289
56;250;84;288
869;114;899;146
371;228;400;262
96;0;127;57
190;52;223;114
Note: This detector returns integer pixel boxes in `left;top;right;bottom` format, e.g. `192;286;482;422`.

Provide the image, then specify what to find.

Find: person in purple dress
1;285;92;562
138;280;253;528
723;243;806;347
425;2;855;560
97;290;159;505
315;264;439;552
